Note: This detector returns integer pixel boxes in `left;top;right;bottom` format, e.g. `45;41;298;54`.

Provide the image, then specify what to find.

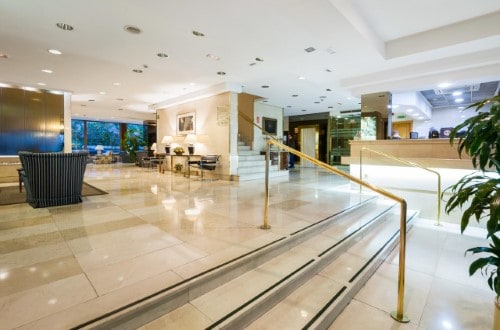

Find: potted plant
173;146;184;155
174;163;183;172
443;95;499;326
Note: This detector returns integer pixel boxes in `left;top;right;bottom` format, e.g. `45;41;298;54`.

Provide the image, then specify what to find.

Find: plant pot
174;152;183;156
494;296;500;329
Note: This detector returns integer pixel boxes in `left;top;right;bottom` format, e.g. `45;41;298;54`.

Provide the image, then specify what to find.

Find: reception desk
343;139;473;169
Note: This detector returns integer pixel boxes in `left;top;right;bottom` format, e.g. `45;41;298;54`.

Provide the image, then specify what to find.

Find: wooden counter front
343;139;473;169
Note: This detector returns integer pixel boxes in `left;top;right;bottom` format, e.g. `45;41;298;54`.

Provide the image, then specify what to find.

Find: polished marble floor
0;164;494;329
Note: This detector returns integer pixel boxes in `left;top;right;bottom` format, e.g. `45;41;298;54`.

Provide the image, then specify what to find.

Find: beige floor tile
0;242;73;272
0;255;83;297
0;274;96;329
329;299;419;330
137;303;213;329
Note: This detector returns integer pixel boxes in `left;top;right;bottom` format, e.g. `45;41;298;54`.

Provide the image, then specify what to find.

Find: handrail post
436;175;442;226
359;148;363;194
391;200;410;323
261;139;271;229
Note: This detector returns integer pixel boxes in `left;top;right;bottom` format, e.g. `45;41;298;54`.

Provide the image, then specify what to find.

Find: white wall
253;102;283;152
412;106;477;138
156;92;231;174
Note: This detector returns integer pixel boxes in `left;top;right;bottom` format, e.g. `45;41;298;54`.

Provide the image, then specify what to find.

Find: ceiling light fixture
88;99;95;102
326;88;332;91
304;47;316;53
438;82;451;88
124;25;142;34
48;49;62;55
298;76;305;80
113;82;121;86
455;98;464;103
216;71;226;76
249;63;256;66
116;98;124;101
261;85;269;88
301;109;307;112
192;30;205;37
452;91;462;96
56;23;74;31
37;82;46;86
206;54;220;61
41;69;53;73
292;94;298;97
157;52;168;58
0;53;9;59
133;69;143;73
255;57;264;62
325;69;332;72
99;91;106;95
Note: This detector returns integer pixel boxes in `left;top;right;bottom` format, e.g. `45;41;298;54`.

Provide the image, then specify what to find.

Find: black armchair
18;151;89;208
188;155;220;180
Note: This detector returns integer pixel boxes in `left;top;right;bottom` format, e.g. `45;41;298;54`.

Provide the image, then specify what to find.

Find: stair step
77;195;419;330
238;154;265;161
238;150;261;156
237;145;252;151
237;171;289;181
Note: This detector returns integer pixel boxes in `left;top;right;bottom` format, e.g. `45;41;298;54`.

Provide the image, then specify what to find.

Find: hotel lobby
1;0;500;329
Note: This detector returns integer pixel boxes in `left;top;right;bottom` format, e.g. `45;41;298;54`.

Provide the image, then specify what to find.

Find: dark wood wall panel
0;87;64;155
25;90;46;152
1;88;25;155
44;92;64;152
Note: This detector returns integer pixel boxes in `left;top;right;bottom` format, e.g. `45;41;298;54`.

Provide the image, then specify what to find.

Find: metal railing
238;112;410;323
360;147;442;226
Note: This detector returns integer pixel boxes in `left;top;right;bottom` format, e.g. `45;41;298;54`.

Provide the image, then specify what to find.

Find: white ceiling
0;0;499;123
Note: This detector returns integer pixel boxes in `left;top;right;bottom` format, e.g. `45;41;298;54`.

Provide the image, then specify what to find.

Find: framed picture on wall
177;112;196;135
262;117;277;135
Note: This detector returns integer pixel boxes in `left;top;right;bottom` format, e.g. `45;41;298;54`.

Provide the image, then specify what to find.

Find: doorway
299;126;318;167
392;121;413;139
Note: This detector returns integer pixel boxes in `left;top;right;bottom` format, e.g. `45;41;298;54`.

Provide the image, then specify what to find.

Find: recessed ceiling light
438;82;451;88
0;53;9;59
261;85;269;88
452;91;462;96
328;106;333;109
192;30;205;37
292;94;298;97
298;76;305;80
319;96;326;99
118;108;123;111
41;69;53;73
206;54;221;61
48;49;62;55
116;98;124;101
325;48;336;55
263;100;268;103
287;105;292;108
301;109;307;112
326;88;332;91
458;106;464;109
113;82;121;86
56;23;74;31
124;25;142;34
99;91;106;95
314;101;320;104
80;104;86;107
88;99;95;102
133;69;143;73
325;69;332;72
157;52;168;58
304;47;316;53
249;62;256;66
455;98;464;103
406;109;414;113
216;71;226;76
37;82;46;86
255;57;264;62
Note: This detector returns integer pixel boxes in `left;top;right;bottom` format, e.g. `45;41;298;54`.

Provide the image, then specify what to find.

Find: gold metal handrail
237;112;409;323
360;147;442;226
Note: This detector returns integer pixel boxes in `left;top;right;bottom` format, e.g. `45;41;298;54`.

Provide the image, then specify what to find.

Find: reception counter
343;139;473;170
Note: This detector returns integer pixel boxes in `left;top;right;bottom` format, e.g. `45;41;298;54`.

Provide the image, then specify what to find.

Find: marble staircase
81;196;417;329
237;141;288;181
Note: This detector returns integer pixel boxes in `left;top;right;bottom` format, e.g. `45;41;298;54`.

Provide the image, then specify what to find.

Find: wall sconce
184;134;197;155
161;135;173;154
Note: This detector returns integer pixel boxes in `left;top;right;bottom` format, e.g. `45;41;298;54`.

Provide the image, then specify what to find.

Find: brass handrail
237;112;410;323
360;147;441;226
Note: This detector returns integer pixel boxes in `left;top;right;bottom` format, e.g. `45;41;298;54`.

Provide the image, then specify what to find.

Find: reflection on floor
0;165;493;329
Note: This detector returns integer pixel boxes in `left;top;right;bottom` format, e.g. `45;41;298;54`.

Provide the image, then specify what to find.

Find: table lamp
151;142;157;156
184;134;197;155
161;135;173;154
95;145;104;155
